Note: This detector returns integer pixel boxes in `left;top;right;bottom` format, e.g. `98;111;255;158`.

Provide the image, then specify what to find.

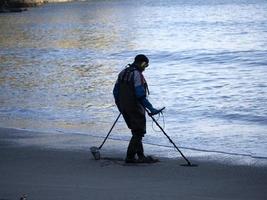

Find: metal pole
145;109;192;165
98;113;121;149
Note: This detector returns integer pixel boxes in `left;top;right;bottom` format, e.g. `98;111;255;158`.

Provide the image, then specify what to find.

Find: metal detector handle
144;108;192;166
148;107;166;116
98;113;121;149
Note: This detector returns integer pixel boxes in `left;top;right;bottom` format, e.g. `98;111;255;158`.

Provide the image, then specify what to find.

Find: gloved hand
149;107;165;116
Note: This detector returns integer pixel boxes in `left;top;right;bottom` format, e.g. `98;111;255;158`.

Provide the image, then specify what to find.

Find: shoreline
1;126;267;167
1;127;267;200
0;0;74;13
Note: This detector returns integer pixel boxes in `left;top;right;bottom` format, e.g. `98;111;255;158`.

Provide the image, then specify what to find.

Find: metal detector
146;107;198;167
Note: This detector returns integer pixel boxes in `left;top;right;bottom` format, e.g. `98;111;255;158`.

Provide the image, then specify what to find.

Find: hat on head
134;54;149;64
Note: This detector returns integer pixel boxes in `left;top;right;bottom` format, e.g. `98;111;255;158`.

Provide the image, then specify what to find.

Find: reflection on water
0;0;267;158
0;2;137;50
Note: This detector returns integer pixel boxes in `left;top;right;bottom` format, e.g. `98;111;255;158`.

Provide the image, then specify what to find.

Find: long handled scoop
90;113;121;160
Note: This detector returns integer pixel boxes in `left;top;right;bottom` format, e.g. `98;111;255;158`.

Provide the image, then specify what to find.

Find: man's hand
149;107;165;116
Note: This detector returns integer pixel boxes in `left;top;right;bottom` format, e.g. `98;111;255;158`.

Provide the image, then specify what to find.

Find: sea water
0;0;266;160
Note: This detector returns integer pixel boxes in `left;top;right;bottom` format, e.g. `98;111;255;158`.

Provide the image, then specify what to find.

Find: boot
137;155;159;163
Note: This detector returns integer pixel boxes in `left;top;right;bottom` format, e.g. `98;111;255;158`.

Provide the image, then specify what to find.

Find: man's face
141;62;149;71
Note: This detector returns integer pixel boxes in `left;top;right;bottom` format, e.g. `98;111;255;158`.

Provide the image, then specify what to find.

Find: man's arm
133;71;158;114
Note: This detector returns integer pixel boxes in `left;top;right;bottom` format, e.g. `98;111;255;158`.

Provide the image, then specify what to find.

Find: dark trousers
121;109;146;136
119;100;146;159
121;109;146;159
126;134;144;159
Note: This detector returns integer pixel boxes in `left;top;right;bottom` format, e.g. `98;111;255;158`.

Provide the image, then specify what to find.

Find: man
113;54;163;163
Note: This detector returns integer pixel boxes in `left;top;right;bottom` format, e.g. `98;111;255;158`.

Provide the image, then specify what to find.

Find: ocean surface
0;0;267;160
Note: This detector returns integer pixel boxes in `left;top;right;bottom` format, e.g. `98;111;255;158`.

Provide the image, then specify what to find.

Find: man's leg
126;136;136;160
126;134;143;160
123;107;146;162
136;135;144;159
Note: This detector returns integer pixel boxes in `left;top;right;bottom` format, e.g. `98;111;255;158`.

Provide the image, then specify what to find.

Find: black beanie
134;54;149;64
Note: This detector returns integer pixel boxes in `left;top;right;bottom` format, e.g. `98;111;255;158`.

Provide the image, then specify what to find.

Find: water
0;0;267;160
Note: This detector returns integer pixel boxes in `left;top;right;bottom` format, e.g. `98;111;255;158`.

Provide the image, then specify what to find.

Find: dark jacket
113;64;152;135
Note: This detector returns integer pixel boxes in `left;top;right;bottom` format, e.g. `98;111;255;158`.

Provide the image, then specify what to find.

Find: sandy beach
0;127;266;200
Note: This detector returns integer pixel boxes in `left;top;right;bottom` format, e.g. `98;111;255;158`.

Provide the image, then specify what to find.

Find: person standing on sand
113;54;163;163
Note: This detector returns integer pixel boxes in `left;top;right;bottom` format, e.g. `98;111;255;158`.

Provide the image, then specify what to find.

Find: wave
110;49;267;67
216;113;267;125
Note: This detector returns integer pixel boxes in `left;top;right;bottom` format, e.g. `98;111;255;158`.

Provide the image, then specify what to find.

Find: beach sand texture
0;128;267;200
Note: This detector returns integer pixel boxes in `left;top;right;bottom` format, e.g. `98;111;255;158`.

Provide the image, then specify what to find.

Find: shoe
137;155;159;163
125;157;137;163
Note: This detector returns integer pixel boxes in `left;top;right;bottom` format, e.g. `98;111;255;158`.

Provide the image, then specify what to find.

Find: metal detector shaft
145;108;192;165
98;113;121;149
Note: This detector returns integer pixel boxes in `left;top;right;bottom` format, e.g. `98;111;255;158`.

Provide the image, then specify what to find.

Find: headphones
140;61;149;69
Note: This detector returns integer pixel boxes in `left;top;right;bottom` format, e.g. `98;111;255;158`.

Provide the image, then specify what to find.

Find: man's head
134;54;149;71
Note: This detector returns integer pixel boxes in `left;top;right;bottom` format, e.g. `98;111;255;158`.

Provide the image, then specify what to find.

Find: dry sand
0;127;266;200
